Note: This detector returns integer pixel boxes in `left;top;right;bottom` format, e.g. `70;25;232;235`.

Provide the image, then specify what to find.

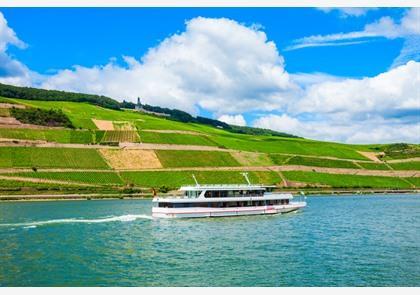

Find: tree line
1;82;298;138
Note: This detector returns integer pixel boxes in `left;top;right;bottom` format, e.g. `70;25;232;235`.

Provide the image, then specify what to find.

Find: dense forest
0;83;121;110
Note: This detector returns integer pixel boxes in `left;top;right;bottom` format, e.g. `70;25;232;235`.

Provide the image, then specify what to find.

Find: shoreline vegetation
0;84;419;199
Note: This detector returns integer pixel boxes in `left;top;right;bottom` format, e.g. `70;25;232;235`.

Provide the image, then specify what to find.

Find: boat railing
180;184;272;189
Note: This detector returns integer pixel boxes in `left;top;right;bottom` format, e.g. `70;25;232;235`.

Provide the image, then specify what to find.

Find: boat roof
179;184;275;191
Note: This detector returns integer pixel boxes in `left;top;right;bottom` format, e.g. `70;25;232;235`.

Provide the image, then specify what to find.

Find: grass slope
155;150;240;168
0;147;109;169
139;131;218;146
210;134;368;160
283;171;413;189
286;156;359;169
388;162;420;171
357;162;391;170
0;129;94;144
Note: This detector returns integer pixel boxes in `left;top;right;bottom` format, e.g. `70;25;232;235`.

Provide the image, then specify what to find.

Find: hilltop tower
135;97;142;111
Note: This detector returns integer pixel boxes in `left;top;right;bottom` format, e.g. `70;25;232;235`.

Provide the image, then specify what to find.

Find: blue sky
2;8;406;76
0;8;419;143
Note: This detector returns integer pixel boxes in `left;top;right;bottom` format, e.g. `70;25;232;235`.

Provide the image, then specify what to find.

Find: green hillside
0;89;419;198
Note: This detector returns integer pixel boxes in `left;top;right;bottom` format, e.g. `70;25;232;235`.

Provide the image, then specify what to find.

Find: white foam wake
0;214;153;228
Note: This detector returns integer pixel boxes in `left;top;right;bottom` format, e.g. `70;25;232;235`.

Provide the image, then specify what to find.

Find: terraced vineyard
357;162;391;170
139;131;218;146
282;171;413;189
155;150;240;168
388;161;420;171
0;129;94;144
0;147;110;169
101;130;140;143
285;156;360;169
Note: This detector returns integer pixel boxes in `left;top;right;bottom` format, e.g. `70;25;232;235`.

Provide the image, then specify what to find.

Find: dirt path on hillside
0;138;47;145
99;149;162;169
0;103;25;109
0;141;234;151
0;175;98;187
386;157;420;163
357;151;382;162
92;119;114;130
0;119;70;130
119;143;234;151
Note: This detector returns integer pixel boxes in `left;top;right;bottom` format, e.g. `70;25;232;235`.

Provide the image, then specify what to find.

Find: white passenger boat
152;173;306;218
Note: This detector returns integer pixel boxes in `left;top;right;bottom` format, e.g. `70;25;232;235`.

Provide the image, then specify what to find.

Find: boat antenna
241;172;251;185
192;174;200;186
300;191;307;201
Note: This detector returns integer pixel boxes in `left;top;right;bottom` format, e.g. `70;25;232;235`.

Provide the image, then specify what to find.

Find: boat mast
192;174;200;187
241;172;251;185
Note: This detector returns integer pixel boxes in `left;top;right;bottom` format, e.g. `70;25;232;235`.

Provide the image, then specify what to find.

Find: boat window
159;202;175;208
186;191;202;198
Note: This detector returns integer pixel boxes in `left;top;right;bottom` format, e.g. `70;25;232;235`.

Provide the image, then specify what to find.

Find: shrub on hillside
10;107;74;128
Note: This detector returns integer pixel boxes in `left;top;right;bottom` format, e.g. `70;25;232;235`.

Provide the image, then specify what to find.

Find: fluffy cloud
42;17;297;115
392;35;420;68
0;12;25;51
253;114;420;144
0;12;35;86
253;61;420;143
317;8;376;18
288;8;420;50
218;114;246;126
291;61;420;116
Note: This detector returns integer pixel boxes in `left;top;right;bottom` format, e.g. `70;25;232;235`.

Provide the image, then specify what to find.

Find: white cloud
42;17;297;115
0;12;25;52
253;114;420;144
318;8;376;18
291;61;420;116
218;114;246;126
0;12;34;86
254;61;420;143
392;36;420;68
288;8;420;51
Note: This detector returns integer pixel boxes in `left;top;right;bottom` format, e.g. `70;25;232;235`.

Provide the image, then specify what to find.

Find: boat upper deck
179;184;275;191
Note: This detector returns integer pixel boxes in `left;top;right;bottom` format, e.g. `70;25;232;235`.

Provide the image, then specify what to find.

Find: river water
0;194;419;286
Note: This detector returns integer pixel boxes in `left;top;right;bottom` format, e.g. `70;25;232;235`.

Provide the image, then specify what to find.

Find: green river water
0;194;419;286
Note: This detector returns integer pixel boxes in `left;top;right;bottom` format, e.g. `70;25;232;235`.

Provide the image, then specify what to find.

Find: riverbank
0;192;152;202
1;188;418;202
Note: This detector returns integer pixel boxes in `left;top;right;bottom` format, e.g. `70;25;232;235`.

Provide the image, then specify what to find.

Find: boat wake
0;214;153;228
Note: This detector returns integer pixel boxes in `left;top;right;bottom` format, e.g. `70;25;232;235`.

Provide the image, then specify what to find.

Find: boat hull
152;202;306;218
